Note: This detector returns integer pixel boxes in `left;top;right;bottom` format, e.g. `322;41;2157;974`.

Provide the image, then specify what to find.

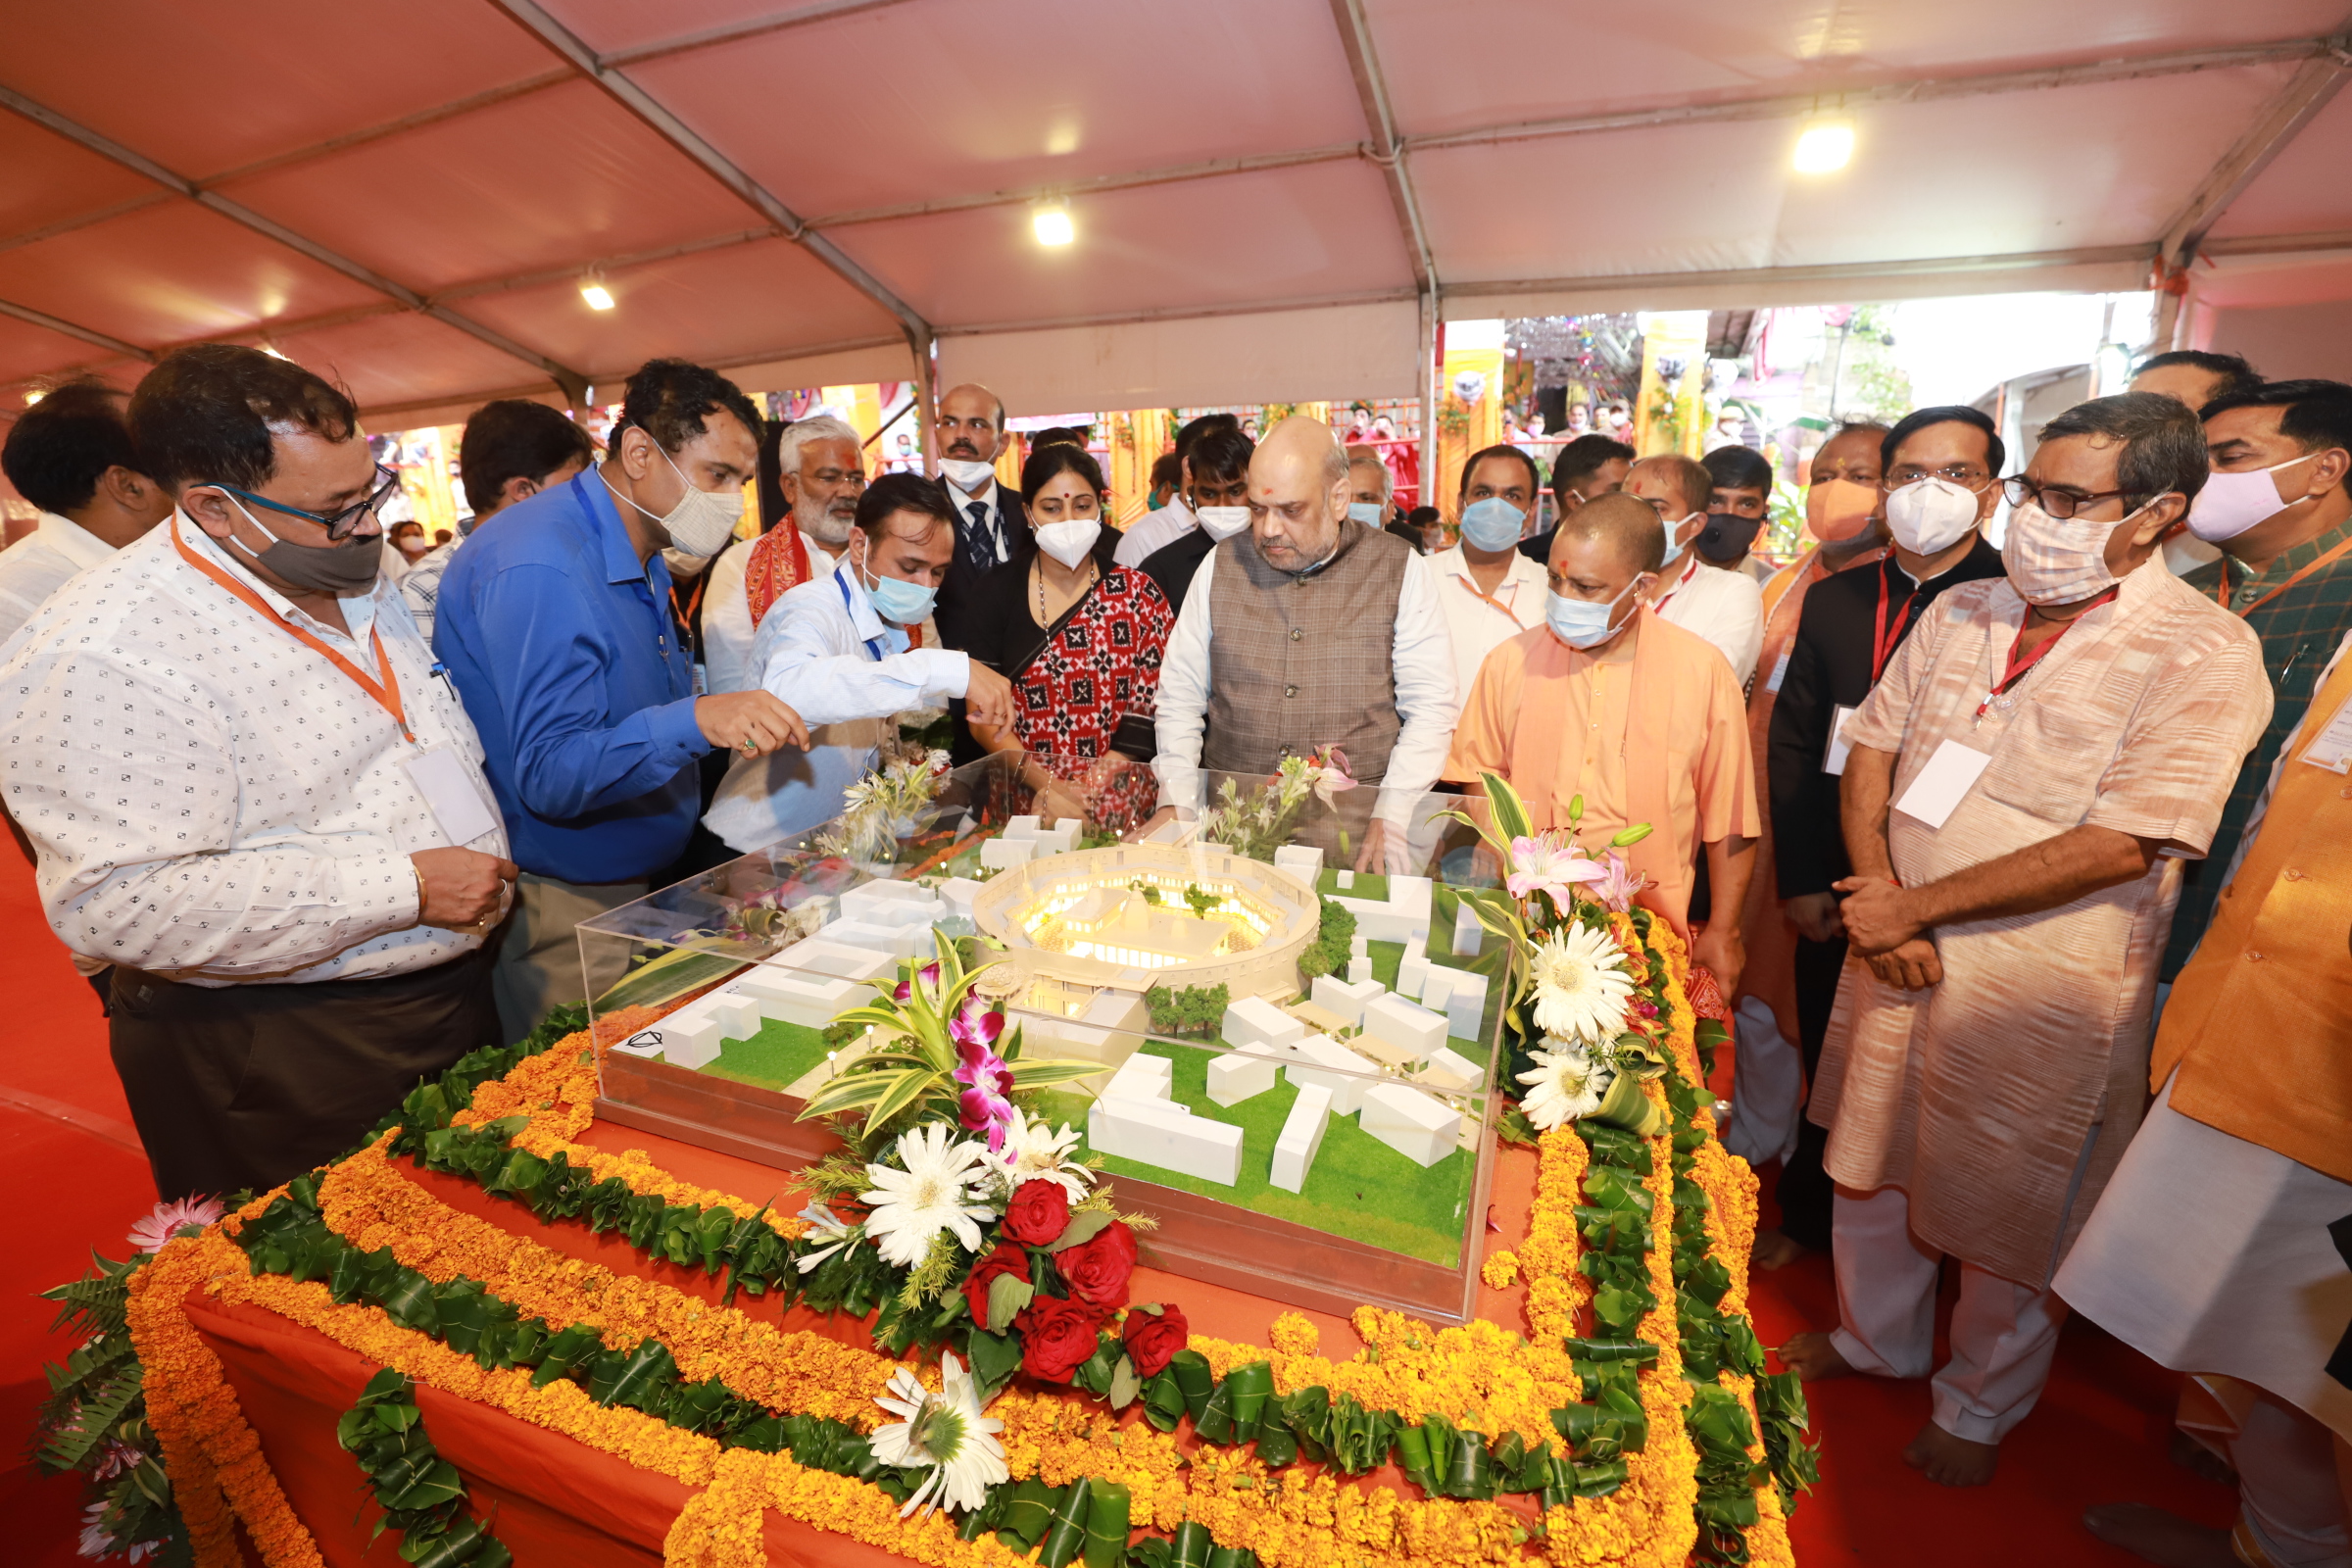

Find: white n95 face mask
2186;451;2321;542
1886;476;1984;556
1034;518;1101;568
1197;506;1250;541
939;459;996;493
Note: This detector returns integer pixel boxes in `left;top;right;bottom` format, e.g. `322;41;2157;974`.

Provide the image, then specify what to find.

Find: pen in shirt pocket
429;661;458;700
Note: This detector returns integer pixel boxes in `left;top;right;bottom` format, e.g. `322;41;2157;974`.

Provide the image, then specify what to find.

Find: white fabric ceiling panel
1414;63;2294;289
716;339;917;399
937;299;1420;414
2203;86;2352;240
1446;252;2151;320
1366;0;2348;140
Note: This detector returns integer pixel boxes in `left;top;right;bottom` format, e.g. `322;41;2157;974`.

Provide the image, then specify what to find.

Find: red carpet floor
0;852;2233;1564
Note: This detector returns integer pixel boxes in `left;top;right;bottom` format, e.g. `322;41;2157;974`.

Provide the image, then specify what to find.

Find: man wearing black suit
931;381;1023;651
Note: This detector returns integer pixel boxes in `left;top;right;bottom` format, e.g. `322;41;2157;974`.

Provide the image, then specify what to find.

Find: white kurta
1813;560;2271;1287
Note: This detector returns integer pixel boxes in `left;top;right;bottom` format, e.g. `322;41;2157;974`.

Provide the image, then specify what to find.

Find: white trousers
1828;1183;2067;1444
2180;1378;2352;1568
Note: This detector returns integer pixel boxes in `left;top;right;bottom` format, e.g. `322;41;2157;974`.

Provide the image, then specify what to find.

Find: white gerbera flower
1517;1042;1608;1132
860;1122;997;1267
1527;922;1635;1043
870;1349;1007;1517
983;1108;1095;1202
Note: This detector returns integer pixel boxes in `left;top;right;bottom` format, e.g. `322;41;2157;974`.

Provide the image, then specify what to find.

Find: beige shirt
1811;559;2271;1286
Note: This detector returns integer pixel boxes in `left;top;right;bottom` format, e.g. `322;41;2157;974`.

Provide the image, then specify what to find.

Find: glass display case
576;751;1514;1324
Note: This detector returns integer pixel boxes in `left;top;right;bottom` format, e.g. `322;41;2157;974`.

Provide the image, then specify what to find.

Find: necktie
967;501;996;567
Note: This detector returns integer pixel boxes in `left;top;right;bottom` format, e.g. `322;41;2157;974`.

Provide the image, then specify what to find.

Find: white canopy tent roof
3;0;2350;437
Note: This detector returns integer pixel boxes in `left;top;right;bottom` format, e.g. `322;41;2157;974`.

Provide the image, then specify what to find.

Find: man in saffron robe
1444;493;1758;991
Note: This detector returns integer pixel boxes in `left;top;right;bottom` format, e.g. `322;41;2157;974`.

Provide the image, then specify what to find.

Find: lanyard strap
171;515;411;741
837;569;892;662
2216;531;2352;617
1869;564;1916;685
1976;587;2118;718
1651;556;1700;613
1452;570;1530;628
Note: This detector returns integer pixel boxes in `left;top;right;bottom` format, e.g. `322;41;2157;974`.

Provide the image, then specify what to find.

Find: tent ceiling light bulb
24;388;45;405
1032;200;1074;247
1792;119;1854;174
580;280;616;311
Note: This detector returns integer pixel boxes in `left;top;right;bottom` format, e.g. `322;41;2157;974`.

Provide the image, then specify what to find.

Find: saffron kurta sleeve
1691;649;1762;844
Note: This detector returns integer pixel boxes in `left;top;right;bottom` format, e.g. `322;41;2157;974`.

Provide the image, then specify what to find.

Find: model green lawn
665;867;1514;1268
700;1018;838;1097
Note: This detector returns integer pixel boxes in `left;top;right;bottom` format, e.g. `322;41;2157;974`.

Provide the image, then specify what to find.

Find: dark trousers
110;947;499;1201
1773;933;1849;1251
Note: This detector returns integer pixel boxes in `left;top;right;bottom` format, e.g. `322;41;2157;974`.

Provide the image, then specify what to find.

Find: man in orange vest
2058;628;2352;1567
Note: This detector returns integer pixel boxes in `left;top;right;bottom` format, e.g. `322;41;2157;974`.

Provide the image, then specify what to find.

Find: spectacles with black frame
195;464;403;541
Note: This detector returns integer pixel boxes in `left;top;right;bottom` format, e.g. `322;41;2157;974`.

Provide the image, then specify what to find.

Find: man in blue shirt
436;359;808;1039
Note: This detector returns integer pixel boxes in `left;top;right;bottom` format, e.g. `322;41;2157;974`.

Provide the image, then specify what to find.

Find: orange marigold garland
116;910;1785;1568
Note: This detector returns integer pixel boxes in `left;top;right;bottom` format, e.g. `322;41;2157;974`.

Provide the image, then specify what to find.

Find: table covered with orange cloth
123;919;1800;1568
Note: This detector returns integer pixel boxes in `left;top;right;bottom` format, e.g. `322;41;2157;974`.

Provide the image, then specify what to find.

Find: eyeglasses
199;464;402;541
1887;465;1990;488
1998;475;2148;520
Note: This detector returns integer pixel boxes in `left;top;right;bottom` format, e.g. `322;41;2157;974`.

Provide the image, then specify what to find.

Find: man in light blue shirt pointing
705;473;1016;854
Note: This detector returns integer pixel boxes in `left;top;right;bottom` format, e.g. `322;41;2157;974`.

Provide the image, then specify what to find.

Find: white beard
801;505;856;548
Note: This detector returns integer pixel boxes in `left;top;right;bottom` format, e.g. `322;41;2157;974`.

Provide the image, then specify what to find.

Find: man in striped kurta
1779;394;2272;1488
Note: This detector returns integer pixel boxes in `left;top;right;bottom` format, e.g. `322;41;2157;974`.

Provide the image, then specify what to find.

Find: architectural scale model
612;824;1492;1208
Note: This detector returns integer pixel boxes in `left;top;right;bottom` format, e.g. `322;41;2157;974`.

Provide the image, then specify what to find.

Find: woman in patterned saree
964;443;1174;830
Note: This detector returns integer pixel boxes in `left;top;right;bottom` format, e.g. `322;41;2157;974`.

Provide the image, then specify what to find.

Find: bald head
937;382;1005;466
1551;492;1667;578
1248;416;1350;571
1541;493;1661;647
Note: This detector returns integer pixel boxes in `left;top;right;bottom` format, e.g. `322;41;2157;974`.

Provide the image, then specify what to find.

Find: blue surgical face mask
1544;575;1645;651
1656;511;1700;570
1347;501;1386;527
1458;497;1526;553
858;552;938;625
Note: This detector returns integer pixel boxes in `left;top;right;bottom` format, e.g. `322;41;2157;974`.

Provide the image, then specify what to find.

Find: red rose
963;1241;1030;1326
1121;1303;1190;1377
1001;1180;1070;1247
1056;1219;1137;1310
1014;1296;1102;1383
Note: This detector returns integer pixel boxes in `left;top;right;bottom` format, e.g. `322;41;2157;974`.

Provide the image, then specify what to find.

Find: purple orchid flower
893;959;943;1005
950;996;1017;1150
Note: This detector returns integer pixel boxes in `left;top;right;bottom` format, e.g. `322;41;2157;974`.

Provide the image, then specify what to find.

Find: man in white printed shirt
704;473;1017;853
0;346;517;1200
1430;442;1551;698
1146;416;1460;872
0;380;174;644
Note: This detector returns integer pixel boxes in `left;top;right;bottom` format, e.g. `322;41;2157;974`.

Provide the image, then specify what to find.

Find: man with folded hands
1780;393;2269;1488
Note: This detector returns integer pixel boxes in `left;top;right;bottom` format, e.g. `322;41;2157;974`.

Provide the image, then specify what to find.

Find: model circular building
970;842;1319;1005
